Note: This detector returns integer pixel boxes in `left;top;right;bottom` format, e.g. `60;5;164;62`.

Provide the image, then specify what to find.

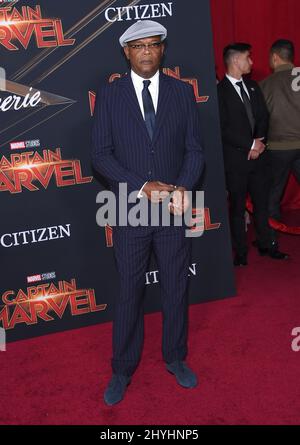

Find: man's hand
248;138;266;160
142;181;175;203
168;187;190;216
248;149;260;160
254;137;266;154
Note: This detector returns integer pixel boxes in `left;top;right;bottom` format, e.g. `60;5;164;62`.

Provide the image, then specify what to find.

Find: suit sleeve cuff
137;181;148;199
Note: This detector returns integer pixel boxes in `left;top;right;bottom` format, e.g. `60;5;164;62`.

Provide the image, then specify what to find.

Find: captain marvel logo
0;4;75;50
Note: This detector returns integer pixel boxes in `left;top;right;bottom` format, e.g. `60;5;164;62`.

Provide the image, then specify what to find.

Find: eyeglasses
127;42;162;51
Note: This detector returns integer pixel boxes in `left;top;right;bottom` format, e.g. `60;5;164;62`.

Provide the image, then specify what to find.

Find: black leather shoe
166;361;198;388
104;374;131;406
253;241;289;260
268;248;289;260
233;254;248;266
256;246;289;260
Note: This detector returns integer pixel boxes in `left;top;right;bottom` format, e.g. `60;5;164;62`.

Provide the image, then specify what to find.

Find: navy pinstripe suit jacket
91;71;204;197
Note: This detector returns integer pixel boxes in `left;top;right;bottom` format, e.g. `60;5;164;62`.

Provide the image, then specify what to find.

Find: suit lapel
120;74;150;139
151;72;172;145
224;77;245;108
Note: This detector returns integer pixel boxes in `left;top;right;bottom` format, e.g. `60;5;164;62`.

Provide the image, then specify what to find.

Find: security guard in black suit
217;43;288;266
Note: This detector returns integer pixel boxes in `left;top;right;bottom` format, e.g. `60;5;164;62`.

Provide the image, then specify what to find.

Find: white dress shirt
226;74;255;150
131;70;160;198
131;69;159;118
226;74;251;100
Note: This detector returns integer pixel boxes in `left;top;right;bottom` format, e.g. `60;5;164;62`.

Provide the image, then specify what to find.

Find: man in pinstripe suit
91;20;204;406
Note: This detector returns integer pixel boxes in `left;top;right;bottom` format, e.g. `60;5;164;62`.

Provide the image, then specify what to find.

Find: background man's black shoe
268;248;289;260
257;246;289;259
233;254;248;266
269;241;289;259
253;241;289;260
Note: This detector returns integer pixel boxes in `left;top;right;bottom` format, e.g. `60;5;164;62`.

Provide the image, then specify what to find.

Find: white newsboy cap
119;20;167;47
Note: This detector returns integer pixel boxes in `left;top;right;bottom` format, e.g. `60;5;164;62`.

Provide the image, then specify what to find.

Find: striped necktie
142;80;156;140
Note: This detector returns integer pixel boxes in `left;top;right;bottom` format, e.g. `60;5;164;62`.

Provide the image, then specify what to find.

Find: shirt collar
131;69;160;88
226;74;243;86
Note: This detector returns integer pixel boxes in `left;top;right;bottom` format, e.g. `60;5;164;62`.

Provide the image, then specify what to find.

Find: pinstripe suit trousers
111;225;191;377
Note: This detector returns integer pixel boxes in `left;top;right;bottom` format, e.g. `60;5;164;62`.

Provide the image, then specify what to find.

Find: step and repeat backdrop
0;0;235;342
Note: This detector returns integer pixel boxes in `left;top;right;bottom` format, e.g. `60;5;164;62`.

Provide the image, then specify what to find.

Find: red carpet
1;229;300;425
